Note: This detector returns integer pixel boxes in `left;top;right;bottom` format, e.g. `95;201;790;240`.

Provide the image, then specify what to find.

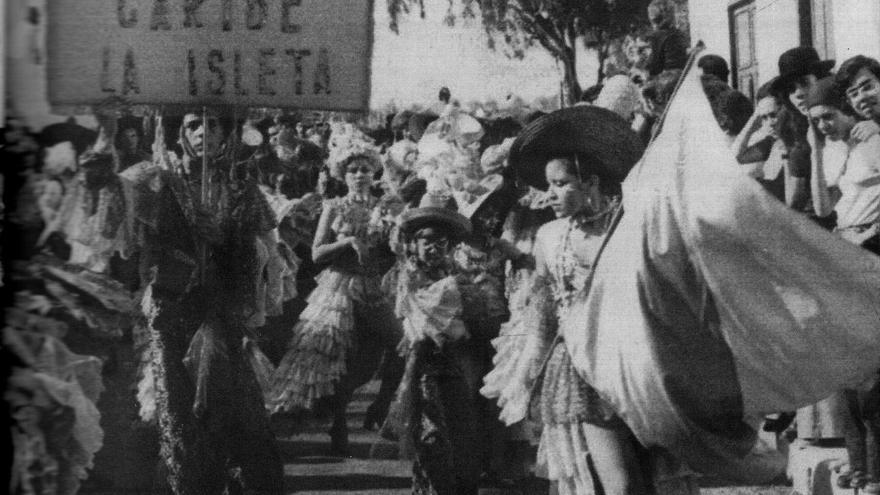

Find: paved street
281;381;795;495
280;381;410;495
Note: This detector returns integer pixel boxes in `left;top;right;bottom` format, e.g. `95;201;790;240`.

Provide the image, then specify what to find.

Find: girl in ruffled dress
493;104;698;495
500;154;697;495
515;157;635;495
270;135;398;452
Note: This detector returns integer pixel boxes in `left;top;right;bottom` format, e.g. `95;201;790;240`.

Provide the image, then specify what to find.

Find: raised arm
808;125;835;218
517;232;556;377
732;110;771;166
494;234;556;425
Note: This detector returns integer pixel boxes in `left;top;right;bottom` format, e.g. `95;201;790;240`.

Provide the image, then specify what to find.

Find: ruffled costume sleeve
397;268;468;348
494;273;557;425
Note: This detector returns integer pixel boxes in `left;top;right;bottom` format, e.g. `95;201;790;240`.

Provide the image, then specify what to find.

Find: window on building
810;0;835;59
729;1;757;100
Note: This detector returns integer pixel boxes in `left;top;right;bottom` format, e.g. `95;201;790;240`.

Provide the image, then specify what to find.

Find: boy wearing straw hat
384;192;482;494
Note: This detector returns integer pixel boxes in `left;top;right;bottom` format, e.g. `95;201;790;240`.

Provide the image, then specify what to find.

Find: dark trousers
843;378;880;479
411;342;481;495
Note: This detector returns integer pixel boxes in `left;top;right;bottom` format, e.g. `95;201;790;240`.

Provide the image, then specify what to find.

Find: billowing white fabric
561;62;880;482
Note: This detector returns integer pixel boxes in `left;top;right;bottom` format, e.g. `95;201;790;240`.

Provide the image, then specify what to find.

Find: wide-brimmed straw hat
509;105;644;190
399;192;471;240
769;47;835;97
39;120;98;155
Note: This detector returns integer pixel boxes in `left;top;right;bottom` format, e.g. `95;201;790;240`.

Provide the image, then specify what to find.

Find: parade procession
6;1;880;494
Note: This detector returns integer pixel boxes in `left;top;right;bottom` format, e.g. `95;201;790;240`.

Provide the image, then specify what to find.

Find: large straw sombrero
509;105;644;190
399;192;471;240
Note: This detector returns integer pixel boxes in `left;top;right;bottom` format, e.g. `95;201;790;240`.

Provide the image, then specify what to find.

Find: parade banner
46;0;373;111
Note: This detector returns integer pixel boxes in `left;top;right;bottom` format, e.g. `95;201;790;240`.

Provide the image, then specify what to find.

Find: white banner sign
46;0;373;111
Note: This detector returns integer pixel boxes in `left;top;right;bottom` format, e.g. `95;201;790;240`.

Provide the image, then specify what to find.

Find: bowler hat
508;105;644;191
770;47;835;96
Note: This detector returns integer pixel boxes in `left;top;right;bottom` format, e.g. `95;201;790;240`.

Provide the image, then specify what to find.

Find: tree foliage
386;0;655;104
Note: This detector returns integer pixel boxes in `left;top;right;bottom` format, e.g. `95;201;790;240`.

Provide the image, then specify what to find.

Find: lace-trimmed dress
481;205;549;431
529;216;698;495
530;217;618;495
270;195;383;412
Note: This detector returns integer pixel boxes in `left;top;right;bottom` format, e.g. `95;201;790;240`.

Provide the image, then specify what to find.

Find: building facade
689;0;880;99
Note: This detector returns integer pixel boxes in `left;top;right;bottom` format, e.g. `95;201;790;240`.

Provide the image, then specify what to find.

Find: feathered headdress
326;123;382;179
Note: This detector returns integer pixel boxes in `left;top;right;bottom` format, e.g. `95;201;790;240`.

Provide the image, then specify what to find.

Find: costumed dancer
501;106;698;495
391;192;481;494
360;138;422;433
479;159;555;482
270;126;398;453
502;106;645;495
362;191;408;432
143;110;283;494
452;139;521;483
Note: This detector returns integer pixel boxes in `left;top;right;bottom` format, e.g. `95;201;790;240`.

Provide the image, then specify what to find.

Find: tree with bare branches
386;0;664;105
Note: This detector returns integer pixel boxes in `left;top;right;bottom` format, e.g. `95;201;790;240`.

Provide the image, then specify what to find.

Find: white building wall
688;0;731;64
832;0;880;63
686;0;800;88
753;0;801;87
688;0;880;91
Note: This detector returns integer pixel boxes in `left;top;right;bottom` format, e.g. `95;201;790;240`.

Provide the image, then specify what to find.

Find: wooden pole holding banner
576;41;706;298
526;44;707;405
200;106;209;284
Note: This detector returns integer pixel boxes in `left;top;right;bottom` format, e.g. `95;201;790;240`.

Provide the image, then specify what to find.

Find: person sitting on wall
644;0;689;77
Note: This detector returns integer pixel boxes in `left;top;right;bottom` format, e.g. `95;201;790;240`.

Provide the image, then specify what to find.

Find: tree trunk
560;50;581;107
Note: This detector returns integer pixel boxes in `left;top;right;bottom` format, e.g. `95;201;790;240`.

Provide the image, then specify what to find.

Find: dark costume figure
144;113;283;494
116;116;152;172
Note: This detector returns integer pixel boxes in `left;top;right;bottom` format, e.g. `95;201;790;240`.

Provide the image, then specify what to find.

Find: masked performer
144;111;283;495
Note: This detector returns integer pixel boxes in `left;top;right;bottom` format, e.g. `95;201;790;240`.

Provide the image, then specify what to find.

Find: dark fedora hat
508;105;644;191
770;46;835;96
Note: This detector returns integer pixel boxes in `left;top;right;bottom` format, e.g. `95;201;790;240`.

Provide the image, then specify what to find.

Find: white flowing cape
562;64;880;482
